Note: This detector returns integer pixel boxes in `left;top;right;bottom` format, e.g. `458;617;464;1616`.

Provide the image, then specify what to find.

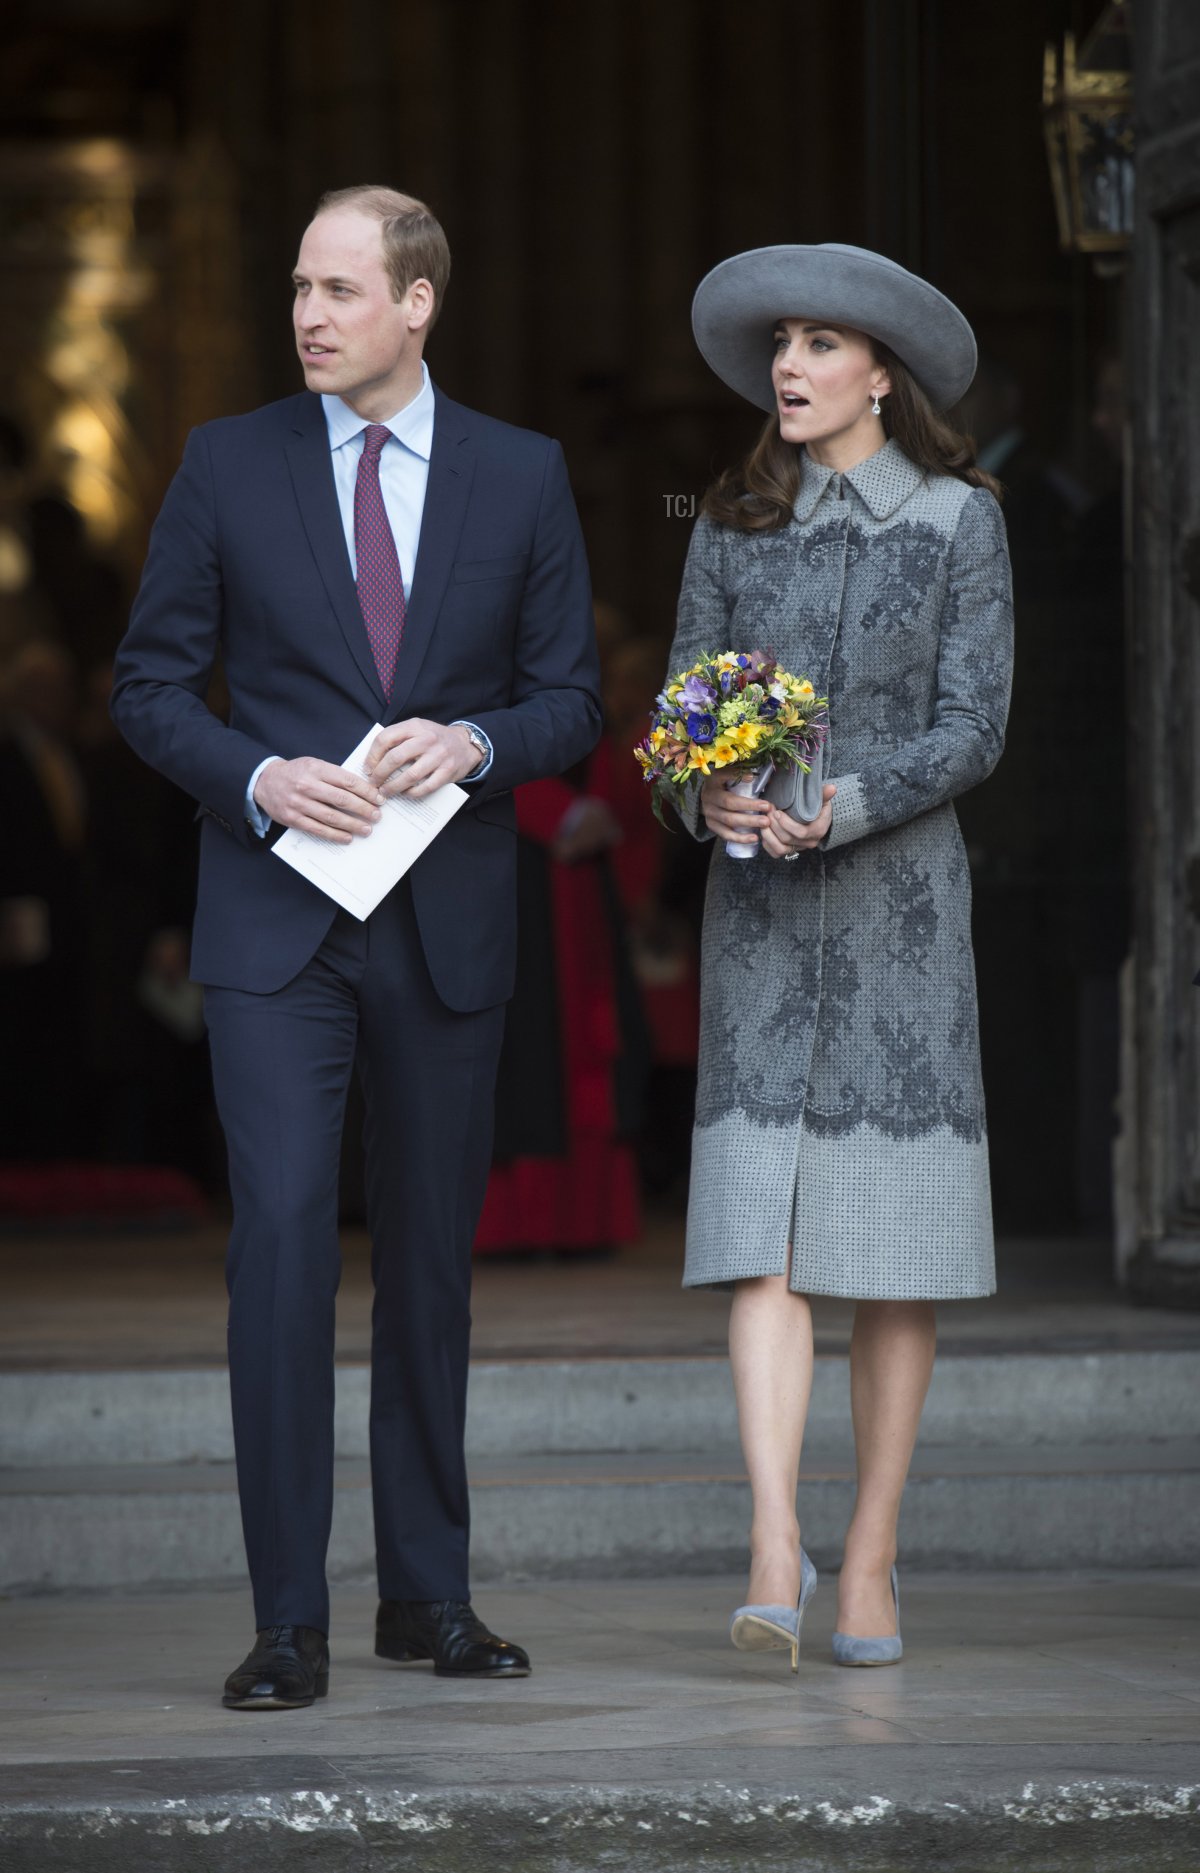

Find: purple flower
678;673;718;711
686;711;717;744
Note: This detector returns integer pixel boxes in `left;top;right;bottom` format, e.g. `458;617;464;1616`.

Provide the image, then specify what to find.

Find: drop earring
871;392;882;416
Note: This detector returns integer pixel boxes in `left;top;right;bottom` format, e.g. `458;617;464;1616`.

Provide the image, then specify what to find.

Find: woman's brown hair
702;342;1002;533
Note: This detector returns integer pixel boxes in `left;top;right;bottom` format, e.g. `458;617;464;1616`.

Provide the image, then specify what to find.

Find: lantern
1043;2;1134;254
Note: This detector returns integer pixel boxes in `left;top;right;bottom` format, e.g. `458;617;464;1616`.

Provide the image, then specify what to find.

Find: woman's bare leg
837;1299;936;1635
729;1272;814;1604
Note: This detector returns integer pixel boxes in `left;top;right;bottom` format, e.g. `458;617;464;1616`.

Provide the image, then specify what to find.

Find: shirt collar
793;437;927;523
321;361;435;461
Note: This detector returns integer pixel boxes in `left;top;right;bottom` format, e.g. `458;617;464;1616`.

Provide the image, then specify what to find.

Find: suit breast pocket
451;554;528;584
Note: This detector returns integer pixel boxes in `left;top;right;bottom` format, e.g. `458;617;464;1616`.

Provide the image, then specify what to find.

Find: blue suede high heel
730;1548;817;1674
831;1564;902;1666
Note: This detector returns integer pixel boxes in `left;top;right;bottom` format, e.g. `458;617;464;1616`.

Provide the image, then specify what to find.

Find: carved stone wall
1124;0;1200;1300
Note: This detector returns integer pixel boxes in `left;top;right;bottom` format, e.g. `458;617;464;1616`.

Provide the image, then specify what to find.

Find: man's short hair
315;185;451;330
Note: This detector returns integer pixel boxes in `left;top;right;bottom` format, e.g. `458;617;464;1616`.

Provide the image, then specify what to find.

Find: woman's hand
700;770;772;846
760;785;837;859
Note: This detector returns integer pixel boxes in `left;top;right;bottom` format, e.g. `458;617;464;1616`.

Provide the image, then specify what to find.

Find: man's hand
760;784;837;859
365;719;482;799
253;757;383;844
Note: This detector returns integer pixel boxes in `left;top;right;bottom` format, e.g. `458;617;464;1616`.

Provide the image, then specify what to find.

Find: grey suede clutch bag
764;740;827;823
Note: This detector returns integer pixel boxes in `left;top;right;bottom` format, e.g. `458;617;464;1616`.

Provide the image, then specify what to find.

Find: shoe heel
314;1671;329;1698
791;1548;817;1674
731;1547;816;1674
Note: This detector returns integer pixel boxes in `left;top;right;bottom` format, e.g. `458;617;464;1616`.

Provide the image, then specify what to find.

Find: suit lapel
284;397;387;709
387;392;474;723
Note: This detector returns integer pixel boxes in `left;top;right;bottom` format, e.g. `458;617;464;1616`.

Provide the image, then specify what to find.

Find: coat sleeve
109;428;276;847
457;439;602;797
660;514;735;842
824;487;1013;851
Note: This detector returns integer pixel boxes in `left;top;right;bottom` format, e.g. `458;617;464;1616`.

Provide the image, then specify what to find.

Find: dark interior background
0;0;1128;1240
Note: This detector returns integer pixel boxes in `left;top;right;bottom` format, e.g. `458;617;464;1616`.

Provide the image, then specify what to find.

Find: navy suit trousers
204;880;505;1633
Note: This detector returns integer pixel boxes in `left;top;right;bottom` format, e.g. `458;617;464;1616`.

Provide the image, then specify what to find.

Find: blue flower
686;711;717;744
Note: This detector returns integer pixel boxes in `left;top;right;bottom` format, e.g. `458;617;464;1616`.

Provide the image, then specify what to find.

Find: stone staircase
2;1346;1198;1592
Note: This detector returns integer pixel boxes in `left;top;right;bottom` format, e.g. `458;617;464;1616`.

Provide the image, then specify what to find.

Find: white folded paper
272;725;466;921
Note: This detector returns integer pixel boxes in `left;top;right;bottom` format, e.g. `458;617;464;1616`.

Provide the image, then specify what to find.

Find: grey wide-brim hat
692;244;977;413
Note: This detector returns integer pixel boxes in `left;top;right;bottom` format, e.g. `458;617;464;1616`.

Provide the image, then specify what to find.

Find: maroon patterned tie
354;423;406;698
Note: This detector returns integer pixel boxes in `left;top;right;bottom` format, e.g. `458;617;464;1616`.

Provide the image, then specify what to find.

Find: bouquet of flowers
634;650;829;857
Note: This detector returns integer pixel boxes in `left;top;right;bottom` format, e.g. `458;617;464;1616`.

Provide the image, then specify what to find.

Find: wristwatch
460;723;489;773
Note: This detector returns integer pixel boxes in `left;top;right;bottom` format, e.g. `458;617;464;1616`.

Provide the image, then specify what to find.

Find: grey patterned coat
668;440;1013;1299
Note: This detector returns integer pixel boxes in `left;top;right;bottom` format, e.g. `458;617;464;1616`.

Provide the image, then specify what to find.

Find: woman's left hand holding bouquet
701;776;837;856
759;785;837;859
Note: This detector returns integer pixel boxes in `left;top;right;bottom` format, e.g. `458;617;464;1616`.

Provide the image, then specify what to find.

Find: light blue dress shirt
244;362;492;834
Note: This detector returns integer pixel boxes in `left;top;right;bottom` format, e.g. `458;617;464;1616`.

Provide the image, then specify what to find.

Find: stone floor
4;1222;1199;1863
2;1216;1197;1368
1;1573;1198;1869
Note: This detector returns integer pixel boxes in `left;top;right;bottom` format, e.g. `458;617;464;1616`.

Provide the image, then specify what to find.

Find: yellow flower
688;744;715;775
649;726;668;751
712;737;739;766
797;679;815;699
667;683;683;699
731;721;762;752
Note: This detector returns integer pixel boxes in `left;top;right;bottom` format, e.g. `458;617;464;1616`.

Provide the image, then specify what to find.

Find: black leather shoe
375;1599;531;1677
222;1624;329;1709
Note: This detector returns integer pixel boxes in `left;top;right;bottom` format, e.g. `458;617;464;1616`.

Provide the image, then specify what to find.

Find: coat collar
793;438;927;524
386;388;474;721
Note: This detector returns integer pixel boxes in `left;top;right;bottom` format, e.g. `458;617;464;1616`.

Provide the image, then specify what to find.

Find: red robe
588;735;700;1069
473;777;641;1254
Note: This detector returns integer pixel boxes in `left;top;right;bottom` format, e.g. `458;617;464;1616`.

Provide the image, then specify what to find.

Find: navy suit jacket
110;388;602;1010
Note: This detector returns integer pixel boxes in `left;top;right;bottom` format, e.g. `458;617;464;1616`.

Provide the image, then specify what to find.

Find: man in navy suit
111;186;601;1707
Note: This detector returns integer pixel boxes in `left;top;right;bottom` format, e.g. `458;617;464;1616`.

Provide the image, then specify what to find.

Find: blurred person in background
475;763;645;1259
78;663;217;1188
0;640;87;1159
591;631;702;1201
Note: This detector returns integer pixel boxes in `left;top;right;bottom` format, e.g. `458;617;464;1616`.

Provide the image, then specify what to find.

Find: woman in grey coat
667;246;1013;1668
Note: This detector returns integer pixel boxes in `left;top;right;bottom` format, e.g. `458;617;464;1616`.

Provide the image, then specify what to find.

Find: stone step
3;1575;1199;1873
2;1440;1197;1593
2;1346;1196;1468
4;1760;1199;1873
